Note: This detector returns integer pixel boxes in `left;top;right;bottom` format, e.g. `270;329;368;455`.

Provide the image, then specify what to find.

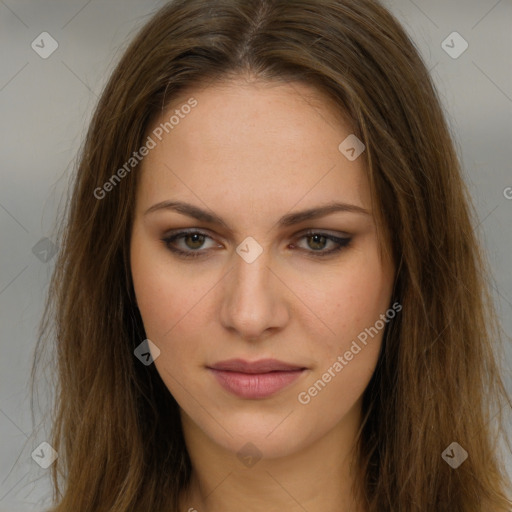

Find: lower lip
208;368;306;399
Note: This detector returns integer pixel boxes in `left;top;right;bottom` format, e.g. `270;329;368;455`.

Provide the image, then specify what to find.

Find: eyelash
161;230;352;260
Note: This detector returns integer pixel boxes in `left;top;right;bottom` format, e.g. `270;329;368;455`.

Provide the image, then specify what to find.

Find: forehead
137;79;370;217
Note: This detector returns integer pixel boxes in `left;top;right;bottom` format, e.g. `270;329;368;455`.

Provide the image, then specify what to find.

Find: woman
33;0;512;510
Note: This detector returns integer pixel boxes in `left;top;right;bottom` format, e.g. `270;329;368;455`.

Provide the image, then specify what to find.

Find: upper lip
208;358;306;374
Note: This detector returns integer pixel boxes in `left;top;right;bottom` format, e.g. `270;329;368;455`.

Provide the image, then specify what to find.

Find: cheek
293;247;393;356
131;239;211;341
295;256;390;414
130;244;209;396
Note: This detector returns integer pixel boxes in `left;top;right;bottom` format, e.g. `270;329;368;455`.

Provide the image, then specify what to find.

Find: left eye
293;232;348;252
161;230;352;259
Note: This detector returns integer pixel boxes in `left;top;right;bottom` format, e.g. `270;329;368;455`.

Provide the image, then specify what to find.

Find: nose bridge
220;241;286;339
229;244;272;310
231;234;271;290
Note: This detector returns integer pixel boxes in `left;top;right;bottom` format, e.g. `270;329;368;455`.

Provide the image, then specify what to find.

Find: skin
130;77;396;512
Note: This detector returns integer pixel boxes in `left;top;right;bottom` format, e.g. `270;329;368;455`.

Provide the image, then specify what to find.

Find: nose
219;245;290;342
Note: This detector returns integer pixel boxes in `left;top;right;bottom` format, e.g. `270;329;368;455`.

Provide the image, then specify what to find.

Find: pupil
187;234;204;249
309;235;326;250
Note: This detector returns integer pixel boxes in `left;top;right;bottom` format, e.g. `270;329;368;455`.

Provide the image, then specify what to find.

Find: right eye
161;230;220;259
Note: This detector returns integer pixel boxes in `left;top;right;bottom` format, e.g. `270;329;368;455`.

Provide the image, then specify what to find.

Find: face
130;78;395;460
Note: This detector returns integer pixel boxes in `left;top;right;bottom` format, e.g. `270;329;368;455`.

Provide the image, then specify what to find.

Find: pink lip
207;359;307;399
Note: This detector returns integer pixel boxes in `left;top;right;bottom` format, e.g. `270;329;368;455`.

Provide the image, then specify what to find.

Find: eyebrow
144;200;370;229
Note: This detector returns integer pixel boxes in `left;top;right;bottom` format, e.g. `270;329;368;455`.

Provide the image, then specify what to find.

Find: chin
205;414;317;461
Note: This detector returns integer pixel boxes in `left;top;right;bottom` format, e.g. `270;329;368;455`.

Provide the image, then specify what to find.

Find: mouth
207;359;308;399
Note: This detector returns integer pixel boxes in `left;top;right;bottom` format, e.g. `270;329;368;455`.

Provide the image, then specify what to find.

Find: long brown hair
33;0;512;510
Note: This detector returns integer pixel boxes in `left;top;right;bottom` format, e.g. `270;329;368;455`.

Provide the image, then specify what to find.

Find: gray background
0;0;511;510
